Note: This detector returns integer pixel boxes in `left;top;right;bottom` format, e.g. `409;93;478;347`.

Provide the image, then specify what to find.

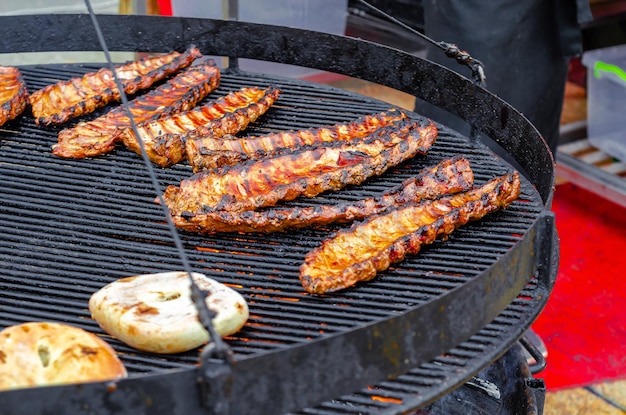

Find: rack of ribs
299;171;522;294
0;66;29;127
160;118;438;216
185;109;408;172
171;157;473;234
52;60;220;159
119;85;281;167
30;47;202;126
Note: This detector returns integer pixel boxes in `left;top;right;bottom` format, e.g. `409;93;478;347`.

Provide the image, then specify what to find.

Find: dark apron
415;0;592;155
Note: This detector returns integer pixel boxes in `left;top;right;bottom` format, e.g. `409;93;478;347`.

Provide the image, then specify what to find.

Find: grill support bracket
197;353;233;415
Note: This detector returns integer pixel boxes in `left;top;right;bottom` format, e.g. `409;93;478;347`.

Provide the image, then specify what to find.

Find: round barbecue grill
0;13;557;415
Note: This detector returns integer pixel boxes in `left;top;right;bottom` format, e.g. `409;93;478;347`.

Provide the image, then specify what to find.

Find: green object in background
594;61;626;82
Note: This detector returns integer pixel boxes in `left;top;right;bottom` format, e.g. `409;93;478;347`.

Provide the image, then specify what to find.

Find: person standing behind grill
415;0;592;157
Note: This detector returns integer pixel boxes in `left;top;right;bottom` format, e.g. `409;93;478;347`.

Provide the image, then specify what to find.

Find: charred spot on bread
156;291;181;301
134;303;160;315
37;344;51;367
80;346;99;357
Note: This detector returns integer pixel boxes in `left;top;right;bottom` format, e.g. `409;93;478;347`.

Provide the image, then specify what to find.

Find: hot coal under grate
1;63;549;413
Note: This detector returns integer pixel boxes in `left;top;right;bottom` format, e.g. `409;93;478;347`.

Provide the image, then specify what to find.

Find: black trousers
415;0;588;155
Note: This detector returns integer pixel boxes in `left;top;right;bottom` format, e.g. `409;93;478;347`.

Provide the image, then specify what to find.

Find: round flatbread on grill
0;322;127;390
89;271;249;354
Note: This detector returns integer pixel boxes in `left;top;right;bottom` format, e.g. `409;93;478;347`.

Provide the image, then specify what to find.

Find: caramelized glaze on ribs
299;171;522;294
52;61;220;159
30;47;202;126
161;118;438;216
172;157;473;234
186;110;407;172
119;86;281;167
0;66;28;127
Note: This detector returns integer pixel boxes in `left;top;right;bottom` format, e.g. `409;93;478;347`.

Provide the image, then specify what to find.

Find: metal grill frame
0;14;557;415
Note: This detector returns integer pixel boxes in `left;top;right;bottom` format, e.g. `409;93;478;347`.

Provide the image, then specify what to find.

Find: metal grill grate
1;64;548;412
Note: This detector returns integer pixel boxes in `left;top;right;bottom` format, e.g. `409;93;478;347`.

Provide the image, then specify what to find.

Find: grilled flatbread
89;271;249;354
0;322;127;390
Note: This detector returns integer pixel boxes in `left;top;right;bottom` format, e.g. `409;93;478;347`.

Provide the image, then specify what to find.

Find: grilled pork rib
186;110;407;172
0;66;29;127
161;118;438;216
52;61;220;159
172;157;473;234
119;86;281;167
300;171;521;294
30;47;202;126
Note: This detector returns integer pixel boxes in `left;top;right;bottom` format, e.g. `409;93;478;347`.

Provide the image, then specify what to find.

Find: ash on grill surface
1;65;544;399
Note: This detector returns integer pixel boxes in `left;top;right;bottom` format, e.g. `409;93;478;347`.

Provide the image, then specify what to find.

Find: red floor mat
531;182;626;390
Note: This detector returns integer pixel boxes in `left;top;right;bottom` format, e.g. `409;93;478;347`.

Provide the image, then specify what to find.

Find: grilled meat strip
300;171;522;294
52;61;220;159
172;157;473;234
30;47;202;126
161;118;438;216
186;109;407;172
119;85;281;167
0;66;29;127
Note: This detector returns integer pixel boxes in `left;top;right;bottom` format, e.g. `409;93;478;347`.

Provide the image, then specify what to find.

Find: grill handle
356;0;486;87
520;334;548;375
197;343;234;415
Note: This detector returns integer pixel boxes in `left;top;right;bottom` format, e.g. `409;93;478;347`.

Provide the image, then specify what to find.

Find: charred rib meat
299;171;521;294
172;157;473;234
119;85;281;167
186;110;407;172
52;61;220;159
30;47;202;126
161;118;438;216
0;66;28;127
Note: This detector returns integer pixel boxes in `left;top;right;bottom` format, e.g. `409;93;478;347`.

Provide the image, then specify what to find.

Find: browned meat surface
161;118;438;216
300;171;521;294
0;66;29;127
172;156;473;234
30;47;202;126
119;86;281;167
186;109;407;172
52;61;220;159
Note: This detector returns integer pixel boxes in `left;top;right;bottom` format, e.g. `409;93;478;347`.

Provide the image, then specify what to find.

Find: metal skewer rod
82;3;233;408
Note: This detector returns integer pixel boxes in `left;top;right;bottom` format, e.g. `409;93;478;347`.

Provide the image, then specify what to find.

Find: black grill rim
0;14;557;415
